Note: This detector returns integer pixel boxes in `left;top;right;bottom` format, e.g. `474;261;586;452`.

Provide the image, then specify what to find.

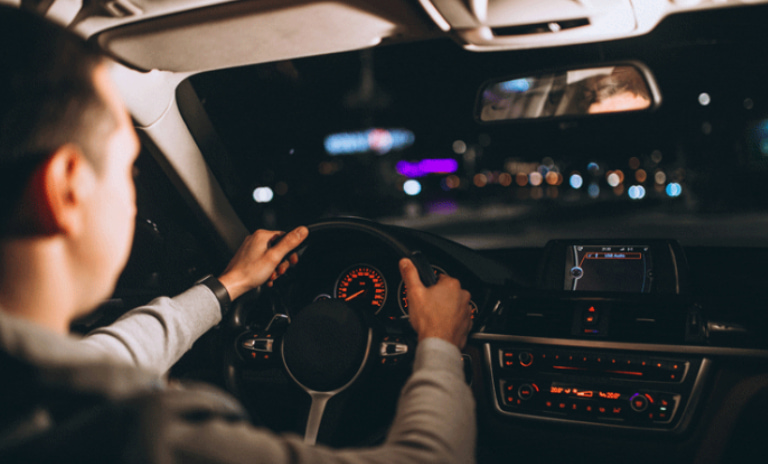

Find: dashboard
227;223;768;460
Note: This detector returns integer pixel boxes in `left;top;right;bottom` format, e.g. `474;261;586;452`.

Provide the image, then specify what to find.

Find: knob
518;383;536;400
518;352;533;367
629;393;649;412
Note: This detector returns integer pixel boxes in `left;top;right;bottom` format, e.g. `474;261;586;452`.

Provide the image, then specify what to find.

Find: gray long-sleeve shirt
0;285;476;463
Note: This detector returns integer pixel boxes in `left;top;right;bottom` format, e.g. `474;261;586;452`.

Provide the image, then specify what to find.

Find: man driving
0;6;475;463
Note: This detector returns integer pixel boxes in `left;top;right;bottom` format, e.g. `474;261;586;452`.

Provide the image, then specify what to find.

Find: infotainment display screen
564;245;651;293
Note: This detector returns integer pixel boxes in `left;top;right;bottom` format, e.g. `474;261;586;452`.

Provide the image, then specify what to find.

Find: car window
185;13;768;248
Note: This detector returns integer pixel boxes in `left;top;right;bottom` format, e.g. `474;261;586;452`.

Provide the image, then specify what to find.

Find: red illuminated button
518;384;536;400
583;306;599;326
630;393;649;412
501;350;515;368
518;352;534;367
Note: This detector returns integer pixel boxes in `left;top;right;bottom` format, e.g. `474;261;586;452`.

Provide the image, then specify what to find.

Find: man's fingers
399;258;425;293
264;226;307;267
269;226;308;259
276;260;290;276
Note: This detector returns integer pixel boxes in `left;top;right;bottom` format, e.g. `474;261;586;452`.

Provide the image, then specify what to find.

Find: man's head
0;6;140;323
0;6;118;231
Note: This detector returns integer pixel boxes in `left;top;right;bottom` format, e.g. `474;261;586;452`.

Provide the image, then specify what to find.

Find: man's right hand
399;258;472;349
218;226;308;301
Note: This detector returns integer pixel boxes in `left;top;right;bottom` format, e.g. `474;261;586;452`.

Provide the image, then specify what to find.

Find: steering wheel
224;218;436;445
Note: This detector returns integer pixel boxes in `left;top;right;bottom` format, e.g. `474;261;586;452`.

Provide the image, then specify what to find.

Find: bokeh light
253;187;274;203
628;185;646;200
404;179;422;196
570;173;584;189
666;183;682;197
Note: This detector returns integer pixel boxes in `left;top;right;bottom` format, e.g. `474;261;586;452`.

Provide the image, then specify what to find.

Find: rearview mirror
477;63;660;122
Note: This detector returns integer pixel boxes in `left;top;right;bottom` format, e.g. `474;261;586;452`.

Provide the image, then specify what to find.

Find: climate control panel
486;344;707;431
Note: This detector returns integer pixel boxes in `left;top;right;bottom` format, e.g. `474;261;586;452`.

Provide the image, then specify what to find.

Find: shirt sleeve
159;338;476;464
79;285;222;376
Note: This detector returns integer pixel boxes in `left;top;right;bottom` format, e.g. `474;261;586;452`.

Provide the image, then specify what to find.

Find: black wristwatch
196;274;232;317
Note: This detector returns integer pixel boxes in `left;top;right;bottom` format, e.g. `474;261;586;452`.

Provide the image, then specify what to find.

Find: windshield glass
186;12;768;248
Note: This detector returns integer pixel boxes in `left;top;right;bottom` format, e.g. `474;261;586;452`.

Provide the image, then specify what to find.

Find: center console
479;239;708;433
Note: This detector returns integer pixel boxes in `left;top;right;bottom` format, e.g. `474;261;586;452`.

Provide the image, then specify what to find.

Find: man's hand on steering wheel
219;226;309;300
399;258;472;349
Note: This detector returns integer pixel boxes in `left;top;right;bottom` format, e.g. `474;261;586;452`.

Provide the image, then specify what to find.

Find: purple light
426;200;458;215
396;159;459;178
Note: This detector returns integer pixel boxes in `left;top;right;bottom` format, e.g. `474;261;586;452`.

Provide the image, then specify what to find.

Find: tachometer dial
335;265;388;312
398;266;446;316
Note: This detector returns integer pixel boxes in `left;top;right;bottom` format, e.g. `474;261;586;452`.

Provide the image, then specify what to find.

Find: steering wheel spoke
303;392;333;445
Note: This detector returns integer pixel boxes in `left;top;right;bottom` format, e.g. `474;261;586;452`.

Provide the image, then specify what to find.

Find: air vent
492;18;590;37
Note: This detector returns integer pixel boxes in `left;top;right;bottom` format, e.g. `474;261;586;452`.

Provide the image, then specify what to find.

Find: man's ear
22;145;94;236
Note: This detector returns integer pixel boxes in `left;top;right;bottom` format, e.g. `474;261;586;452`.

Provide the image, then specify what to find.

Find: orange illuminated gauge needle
345;289;366;301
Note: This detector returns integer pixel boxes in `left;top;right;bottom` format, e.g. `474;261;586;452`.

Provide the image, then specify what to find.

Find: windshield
186;13;768;248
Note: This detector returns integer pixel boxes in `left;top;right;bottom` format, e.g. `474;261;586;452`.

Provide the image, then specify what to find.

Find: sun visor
95;0;430;72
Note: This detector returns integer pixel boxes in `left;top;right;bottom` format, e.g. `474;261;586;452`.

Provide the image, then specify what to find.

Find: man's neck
0;237;80;335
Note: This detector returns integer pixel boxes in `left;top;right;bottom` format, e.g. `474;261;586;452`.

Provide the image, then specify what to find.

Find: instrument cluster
311;263;478;327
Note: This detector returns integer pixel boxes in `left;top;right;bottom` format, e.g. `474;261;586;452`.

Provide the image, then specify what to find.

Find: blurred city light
628;157;640;170
499;172;513;187
474;173;488;188
650;150;663;164
529;172;543;186
545;171;561;186
628;185;646;200
606;172;621;187
516;172;529;187
325;128;415;155
588;184;600;198
655;171;667;185
452;140;467;154
396;159;459;178
666;183;682;197
427;200;458;215
403;179;422;196
635;169;647;183
569;173;583;189
253;187;274;203
698;92;711;106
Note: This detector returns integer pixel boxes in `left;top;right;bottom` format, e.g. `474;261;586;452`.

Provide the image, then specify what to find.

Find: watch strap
196;274;231;317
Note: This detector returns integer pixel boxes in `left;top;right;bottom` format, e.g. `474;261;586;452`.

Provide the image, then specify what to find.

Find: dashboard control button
518;383;536;400
501;349;515;368
583;306;599;325
630;393;650;412
518;352;534;367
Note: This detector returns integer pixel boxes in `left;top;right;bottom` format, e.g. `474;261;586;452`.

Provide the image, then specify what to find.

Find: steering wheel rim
225;218;435;445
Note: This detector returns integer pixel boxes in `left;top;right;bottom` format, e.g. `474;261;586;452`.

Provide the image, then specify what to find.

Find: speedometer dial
335;265;388;312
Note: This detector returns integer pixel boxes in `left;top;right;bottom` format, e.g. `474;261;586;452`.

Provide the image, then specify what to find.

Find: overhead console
418;0;768;52
477;239;711;432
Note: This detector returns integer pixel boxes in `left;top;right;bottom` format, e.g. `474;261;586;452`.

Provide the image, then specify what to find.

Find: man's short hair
0;6;116;236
